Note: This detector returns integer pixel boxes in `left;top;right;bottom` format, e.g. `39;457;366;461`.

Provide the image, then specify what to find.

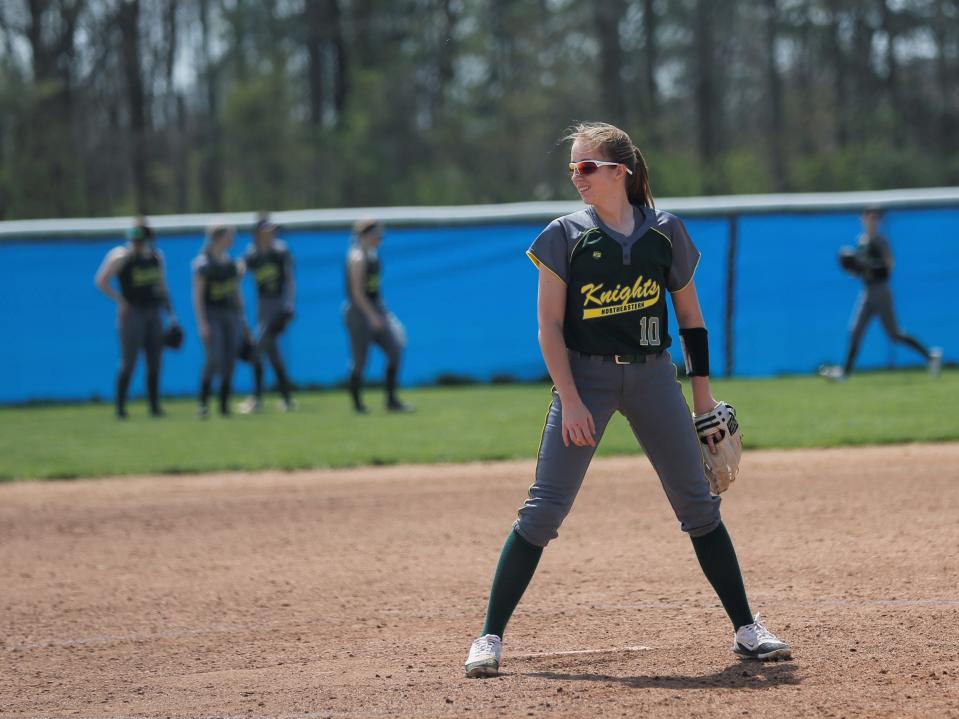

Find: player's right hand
561;397;596;448
369;313;385;332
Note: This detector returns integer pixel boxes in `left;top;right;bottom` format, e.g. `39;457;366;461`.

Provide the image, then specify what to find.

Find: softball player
94;220;175;418
464;122;790;678
239;217;296;413
192;225;245;418
820;206;942;380
343;219;411;413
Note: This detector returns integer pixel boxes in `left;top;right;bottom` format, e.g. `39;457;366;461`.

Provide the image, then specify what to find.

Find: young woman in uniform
94;220;175;418
192;224;245;418
464;122;791;678
343;219;411;413
239;216;296;413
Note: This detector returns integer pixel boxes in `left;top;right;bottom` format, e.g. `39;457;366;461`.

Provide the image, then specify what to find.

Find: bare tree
594;0;627;125
763;0;788;190
118;0;149;213
693;0;723;192
198;0;223;211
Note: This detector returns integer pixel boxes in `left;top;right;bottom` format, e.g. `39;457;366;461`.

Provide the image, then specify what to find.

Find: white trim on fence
2;186;959;240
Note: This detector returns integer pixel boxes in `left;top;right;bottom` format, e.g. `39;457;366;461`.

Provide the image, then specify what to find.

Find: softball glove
267;306;295;335
838;247;862;275
693;401;743;495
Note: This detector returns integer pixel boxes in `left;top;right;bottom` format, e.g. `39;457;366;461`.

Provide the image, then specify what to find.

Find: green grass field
1;369;956;480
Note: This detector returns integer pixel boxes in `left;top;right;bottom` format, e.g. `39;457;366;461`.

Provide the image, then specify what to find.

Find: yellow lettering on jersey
131;267;161;287
579;276;661;319
209;278;238;300
255;263;280;284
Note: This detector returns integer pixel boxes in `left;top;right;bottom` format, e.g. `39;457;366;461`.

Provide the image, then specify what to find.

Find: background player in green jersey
464;122;790;678
239;216;296;413
192;225;245;418
343;219;411;414
95;219;176;419
820;206;942;381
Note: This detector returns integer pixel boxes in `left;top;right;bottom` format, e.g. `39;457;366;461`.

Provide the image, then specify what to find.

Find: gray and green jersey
854;233;891;284
527;206;700;356
117;247;164;308
345;245;382;304
245;240;292;300
192;252;241;309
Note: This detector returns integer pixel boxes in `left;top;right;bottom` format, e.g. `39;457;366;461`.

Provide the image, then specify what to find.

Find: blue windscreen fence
0;201;956;403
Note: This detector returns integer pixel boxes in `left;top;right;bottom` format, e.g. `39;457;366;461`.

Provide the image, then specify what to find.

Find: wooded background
2;0;958;220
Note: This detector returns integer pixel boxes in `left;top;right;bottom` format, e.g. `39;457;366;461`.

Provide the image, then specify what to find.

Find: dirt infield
2;444;958;718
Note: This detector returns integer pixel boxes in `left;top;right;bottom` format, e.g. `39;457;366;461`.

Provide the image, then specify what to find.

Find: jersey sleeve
98;246;128;277
191;254;209;277
526;219;569;284
663;214;701;292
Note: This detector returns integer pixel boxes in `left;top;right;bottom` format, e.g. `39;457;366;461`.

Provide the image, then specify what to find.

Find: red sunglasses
568;159;633;176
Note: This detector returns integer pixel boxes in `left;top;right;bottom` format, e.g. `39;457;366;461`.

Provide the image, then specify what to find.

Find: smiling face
569;138;627;205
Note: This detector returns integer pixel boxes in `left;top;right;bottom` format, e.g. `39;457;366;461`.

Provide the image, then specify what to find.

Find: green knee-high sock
691;522;754;630
481;529;544;638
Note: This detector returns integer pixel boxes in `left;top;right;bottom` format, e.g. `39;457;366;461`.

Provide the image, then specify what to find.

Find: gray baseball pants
201;306;240;385
253;297;291;401
514;350;721;547
116;306;163;414
343;302;402;373
844;282;929;373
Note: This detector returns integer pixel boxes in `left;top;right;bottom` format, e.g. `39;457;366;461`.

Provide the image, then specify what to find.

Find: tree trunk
826;0;848;148
593;0;626;126
118;0;149;214
328;0;347;123
693;0;722;192
21;0;83;216
763;0;788;191
198;0;223;211
878;0;902;144
642;0;659;118
305;0;324;126
433;0;455;117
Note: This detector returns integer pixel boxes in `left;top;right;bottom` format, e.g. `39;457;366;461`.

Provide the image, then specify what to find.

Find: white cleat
733;615;792;661
465;634;502;677
238;397;263;414
929;347;943;378
818;364;846;382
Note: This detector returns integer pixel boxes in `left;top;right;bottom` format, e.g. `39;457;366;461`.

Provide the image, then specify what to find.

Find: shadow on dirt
527;660;800;690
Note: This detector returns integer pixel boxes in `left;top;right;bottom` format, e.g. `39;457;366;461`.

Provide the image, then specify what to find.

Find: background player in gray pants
343;219;411;413
821;207;941;380
239;216;295;413
95;220;176;419
464;122;790;679
192;225;246;418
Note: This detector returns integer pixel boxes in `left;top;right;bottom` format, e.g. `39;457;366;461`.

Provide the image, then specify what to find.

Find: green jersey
527;206;700;356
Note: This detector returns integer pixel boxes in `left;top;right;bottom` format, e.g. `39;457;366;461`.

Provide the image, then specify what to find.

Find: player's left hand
692;401;743;495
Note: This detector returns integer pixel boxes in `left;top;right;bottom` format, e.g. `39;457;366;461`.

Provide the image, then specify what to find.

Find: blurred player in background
193;225;245;418
95;218;176;419
343;219;411;413
239;216;296;413
820;206;942;381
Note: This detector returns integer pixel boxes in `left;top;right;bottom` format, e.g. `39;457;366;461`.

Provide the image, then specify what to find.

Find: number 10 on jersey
639;316;660;346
